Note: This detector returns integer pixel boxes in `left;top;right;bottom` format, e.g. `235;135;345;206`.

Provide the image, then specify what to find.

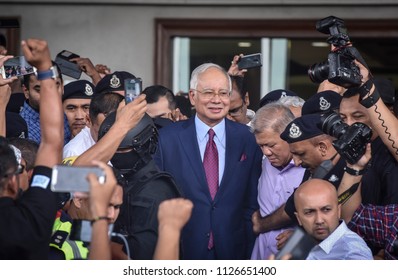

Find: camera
308;16;362;88
319;111;372;164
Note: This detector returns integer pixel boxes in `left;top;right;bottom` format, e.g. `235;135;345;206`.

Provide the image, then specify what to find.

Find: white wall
1;3;398;86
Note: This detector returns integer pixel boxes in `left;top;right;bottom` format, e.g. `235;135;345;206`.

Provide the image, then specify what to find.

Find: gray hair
278;96;305;108
189;63;232;92
251;102;295;135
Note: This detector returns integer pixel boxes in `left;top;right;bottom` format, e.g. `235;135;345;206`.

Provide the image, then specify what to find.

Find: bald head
294;179;338;208
294;179;341;242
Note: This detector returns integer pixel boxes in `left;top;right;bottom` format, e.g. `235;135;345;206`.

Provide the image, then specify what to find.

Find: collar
195;115;226;143
317;220;347;254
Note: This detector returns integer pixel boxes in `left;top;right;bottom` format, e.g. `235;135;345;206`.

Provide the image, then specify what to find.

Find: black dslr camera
319;111;372;164
308;16;363;88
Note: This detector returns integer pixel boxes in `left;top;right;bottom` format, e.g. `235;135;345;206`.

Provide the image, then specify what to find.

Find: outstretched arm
22;39;63;168
73;95;147;166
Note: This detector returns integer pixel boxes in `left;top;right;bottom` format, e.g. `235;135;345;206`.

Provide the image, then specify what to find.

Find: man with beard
62;80;95;138
294;179;372;260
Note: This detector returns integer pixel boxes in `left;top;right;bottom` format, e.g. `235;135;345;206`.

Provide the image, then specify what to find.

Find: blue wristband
36;66;58;80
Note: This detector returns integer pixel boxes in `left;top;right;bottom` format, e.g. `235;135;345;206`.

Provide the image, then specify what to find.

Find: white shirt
62;126;95;160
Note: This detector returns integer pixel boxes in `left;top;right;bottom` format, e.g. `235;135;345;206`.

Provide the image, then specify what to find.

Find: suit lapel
216;120;242;201
177;118;209;191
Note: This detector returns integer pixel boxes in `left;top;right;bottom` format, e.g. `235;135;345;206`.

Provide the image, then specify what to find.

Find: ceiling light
311;42;329;47
238;42;252;48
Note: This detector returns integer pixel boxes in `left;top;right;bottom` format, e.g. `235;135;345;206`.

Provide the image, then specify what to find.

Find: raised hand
21;39;52;71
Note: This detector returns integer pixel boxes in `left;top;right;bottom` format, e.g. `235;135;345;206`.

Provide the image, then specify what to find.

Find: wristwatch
36;66;59;81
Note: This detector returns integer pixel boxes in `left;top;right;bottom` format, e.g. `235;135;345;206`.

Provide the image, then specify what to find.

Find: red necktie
203;128;218;249
203;128;219;200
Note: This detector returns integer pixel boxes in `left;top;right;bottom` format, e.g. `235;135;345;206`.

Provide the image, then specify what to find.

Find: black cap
374;77;396;105
301;90;342;115
94;71;136;94
62;80;95;101
6;112;28;139
260;89;298;108
280;113;324;144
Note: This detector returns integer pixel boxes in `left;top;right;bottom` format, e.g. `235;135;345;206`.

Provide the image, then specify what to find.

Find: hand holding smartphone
51;165;106;193
0;56;36;79
124;77;142;103
237;53;262;70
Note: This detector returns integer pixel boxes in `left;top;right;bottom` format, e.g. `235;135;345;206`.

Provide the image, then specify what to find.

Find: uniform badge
281;91;287;98
328;174;339;182
289;123;302;139
110;74;121;89
85;84;93;96
319;97;331;111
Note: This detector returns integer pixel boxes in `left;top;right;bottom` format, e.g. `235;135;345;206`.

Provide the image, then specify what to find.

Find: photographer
337;144;398;260
311;16;398;206
310;16;398;163
339;87;398;206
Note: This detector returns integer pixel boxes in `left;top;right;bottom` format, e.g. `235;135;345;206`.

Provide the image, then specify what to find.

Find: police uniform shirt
284;157;346;221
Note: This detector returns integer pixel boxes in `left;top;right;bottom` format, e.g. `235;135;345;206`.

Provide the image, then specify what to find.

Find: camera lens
308;61;329;83
319;112;347;139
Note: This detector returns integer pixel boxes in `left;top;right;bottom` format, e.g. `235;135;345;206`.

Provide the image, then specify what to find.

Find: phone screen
1;56;36;79
124;78;142;103
51;165;105;193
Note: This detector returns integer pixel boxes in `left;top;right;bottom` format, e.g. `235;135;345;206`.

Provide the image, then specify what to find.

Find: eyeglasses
193;89;231;100
228;103;245;117
16;164;25;174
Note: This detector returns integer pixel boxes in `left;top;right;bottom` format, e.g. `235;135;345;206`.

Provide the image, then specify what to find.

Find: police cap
62;80;95;101
280;113;324;144
95;71;136;94
301;90;342;115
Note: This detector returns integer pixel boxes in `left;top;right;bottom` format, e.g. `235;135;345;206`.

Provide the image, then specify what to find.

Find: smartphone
275;226;317;260
70;219;114;243
0;56;36;79
51;165;105;193
124;77;142;103
237;53;262;70
54;50;82;79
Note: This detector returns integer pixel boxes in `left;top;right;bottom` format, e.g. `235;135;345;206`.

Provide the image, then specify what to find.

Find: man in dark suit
154;63;262;260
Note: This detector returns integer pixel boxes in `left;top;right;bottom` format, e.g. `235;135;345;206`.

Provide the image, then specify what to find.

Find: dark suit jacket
154;117;262;259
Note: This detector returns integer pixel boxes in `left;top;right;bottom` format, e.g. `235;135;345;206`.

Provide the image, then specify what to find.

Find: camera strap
338;182;360;205
359;80;381;108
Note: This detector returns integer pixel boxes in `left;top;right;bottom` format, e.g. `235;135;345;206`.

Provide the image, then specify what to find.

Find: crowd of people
1;32;398;261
